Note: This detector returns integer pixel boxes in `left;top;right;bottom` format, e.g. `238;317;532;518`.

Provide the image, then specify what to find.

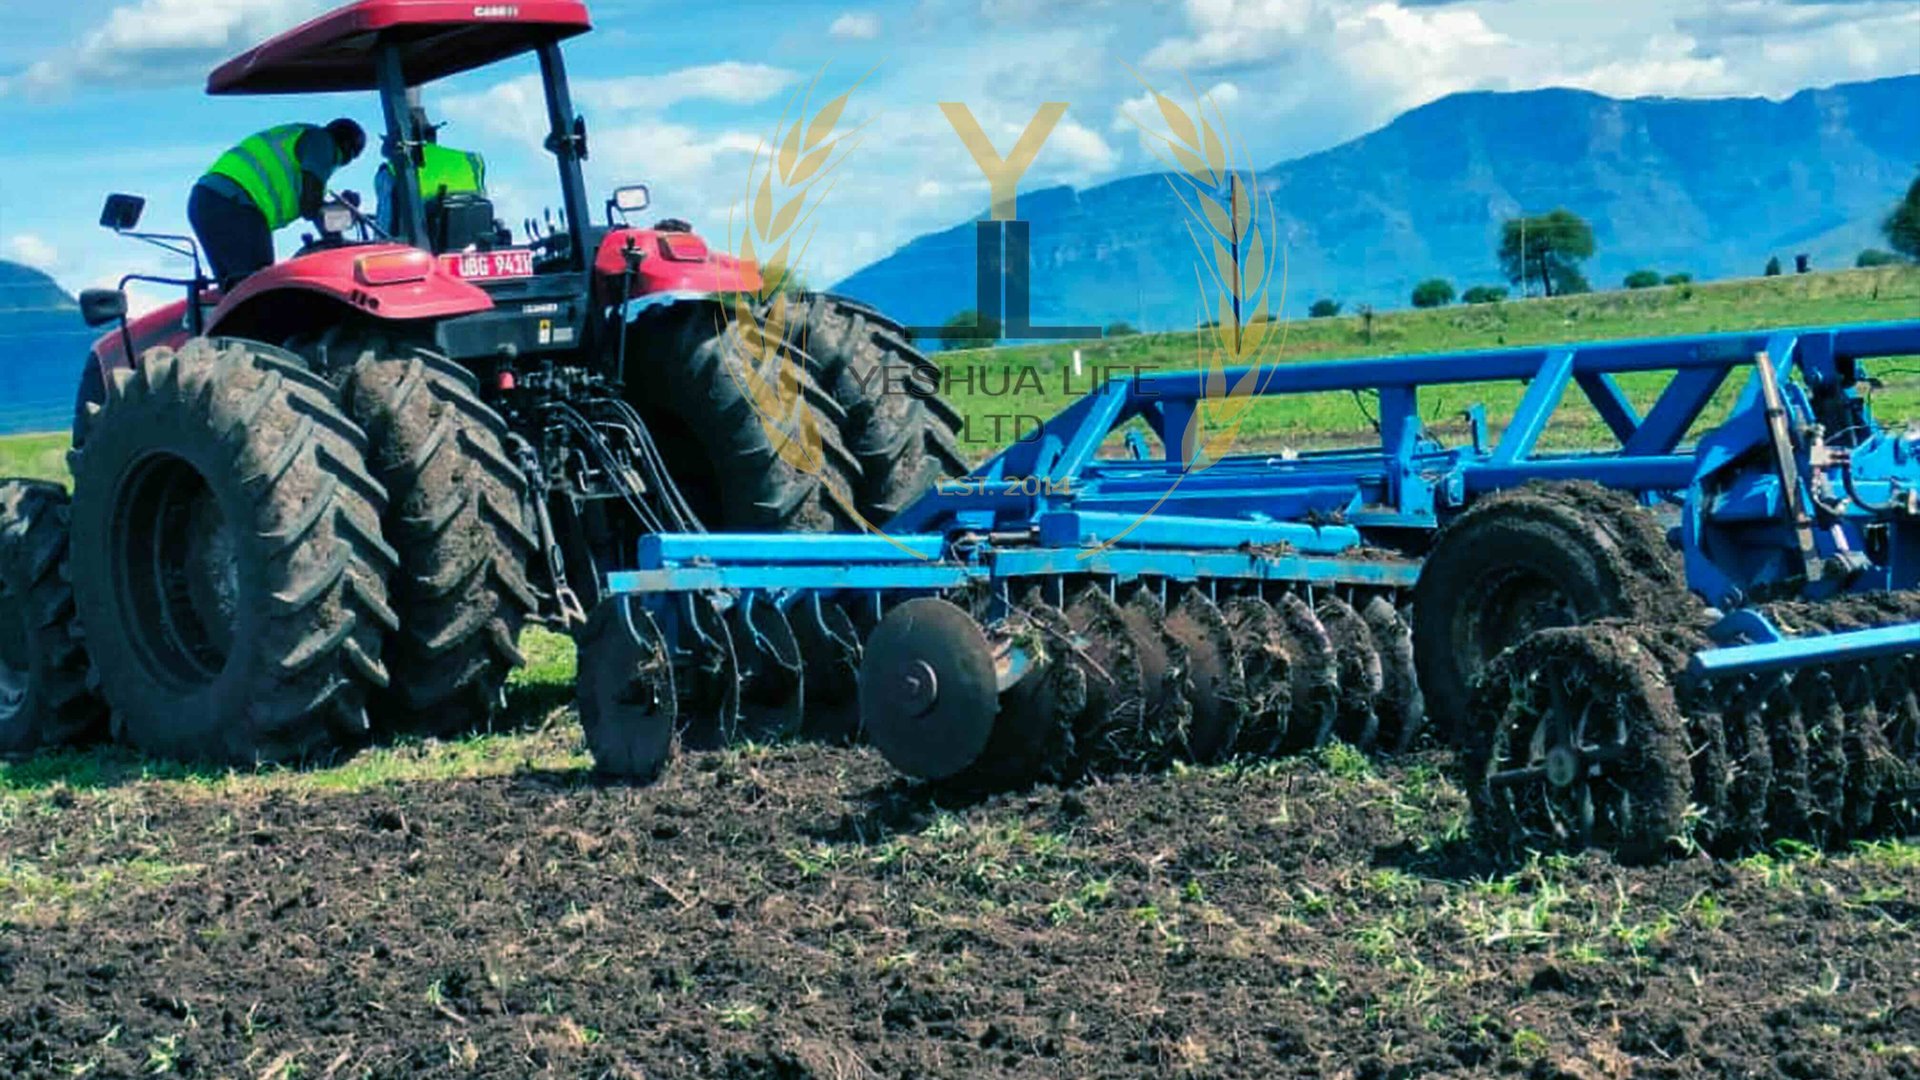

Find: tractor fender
595;228;763;300
212;245;494;329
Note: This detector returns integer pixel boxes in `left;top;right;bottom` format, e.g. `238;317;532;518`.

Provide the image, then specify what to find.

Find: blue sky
0;0;1915;310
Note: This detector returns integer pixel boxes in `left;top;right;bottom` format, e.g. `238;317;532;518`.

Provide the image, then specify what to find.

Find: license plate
439;249;535;281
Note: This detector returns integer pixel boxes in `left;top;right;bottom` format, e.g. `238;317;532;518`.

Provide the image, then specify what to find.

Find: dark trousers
188;184;275;289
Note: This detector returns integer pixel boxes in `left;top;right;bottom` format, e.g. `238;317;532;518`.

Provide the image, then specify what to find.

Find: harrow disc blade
1273;593;1338;751
1362;597;1425;753
1223;597;1294;755
793;597;863;743
577;599;677;781
1165;590;1245;763
1317;597;1383;751
860;597;999;781
676;592;740;751
1116;589;1190;772
965;598;1087;788
1063;585;1147;774
730;595;804;744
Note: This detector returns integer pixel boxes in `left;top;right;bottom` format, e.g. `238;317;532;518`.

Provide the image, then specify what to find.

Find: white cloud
1048;118;1119;176
440;62;798;144
0;0;327;96
1144;0;1326;70
830;12;881;40
3;235;60;272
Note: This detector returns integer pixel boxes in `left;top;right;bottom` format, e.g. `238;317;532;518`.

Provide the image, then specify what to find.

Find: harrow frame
583;319;1920;836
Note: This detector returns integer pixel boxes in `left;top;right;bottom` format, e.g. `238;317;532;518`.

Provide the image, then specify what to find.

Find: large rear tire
625;303;863;533
0;480;105;754
341;350;542;737
69;339;399;763
778;294;968;523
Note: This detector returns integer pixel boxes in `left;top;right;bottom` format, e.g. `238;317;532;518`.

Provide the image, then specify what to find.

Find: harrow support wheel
69;339;399;764
1415;488;1652;743
1466;626;1690;863
0;480;105;754
578;599;676;780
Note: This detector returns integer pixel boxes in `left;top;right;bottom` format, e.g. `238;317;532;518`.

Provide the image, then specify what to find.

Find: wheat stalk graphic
1083;77;1290;555
724;70;935;558
1134;78;1289;470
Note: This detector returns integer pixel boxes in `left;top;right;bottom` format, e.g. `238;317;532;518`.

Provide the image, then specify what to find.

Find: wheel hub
899;659;940;717
1545;743;1582;788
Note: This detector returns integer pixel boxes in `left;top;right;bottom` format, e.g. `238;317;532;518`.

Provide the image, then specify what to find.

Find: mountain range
832;75;1920;332
0;260;92;437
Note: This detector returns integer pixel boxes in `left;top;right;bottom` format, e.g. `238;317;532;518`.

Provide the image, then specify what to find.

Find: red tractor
0;0;960;763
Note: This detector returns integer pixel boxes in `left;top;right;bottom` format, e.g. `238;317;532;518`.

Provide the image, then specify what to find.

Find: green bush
1623;270;1661;289
1308;299;1341;318
1461;285;1508;304
1410;278;1455;308
1857;249;1903;268
1663;273;1693;286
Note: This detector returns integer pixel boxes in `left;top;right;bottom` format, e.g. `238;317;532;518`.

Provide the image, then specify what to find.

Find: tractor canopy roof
208;0;592;95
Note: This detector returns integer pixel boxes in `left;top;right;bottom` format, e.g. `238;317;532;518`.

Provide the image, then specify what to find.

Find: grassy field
938;264;1920;457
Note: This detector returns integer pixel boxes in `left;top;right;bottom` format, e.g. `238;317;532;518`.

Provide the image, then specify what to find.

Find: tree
1765;256;1782;277
1410;278;1455;308
938;310;1001;350
1104;321;1139;337
1883;173;1920;260
1308;299;1341;318
1663;273;1692;286
1498;209;1596;298
1857;248;1901;268
1623;269;1661;289
1462;285;1508;304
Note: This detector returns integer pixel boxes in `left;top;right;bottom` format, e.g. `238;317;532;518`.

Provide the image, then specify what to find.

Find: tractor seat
426;192;501;253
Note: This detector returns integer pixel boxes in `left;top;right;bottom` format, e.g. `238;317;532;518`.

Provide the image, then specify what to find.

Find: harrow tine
730;595;804;744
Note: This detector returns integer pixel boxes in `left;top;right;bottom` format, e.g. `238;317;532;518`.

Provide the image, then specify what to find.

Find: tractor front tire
70;339;399;763
625;303;863;533
0;480;105;754
341;350;542;737
778;293;969;523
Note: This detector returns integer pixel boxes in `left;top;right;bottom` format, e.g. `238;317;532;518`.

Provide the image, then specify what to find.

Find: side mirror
79;288;128;329
608;184;651;224
100;193;146;232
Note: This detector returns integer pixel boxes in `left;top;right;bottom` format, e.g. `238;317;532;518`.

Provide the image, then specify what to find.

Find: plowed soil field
3;716;1916;1079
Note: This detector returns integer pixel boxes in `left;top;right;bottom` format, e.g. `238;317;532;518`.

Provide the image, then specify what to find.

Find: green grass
935;265;1920;457
0;432;72;485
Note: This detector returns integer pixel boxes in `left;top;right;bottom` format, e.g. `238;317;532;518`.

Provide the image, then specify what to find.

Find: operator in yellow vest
188;119;367;288
376;95;488;244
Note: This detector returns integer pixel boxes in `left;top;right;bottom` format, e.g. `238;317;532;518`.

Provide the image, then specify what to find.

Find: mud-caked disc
1165;590;1245;763
1317;597;1383;751
1223;596;1293;756
578;600;678;781
860;597;999;781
